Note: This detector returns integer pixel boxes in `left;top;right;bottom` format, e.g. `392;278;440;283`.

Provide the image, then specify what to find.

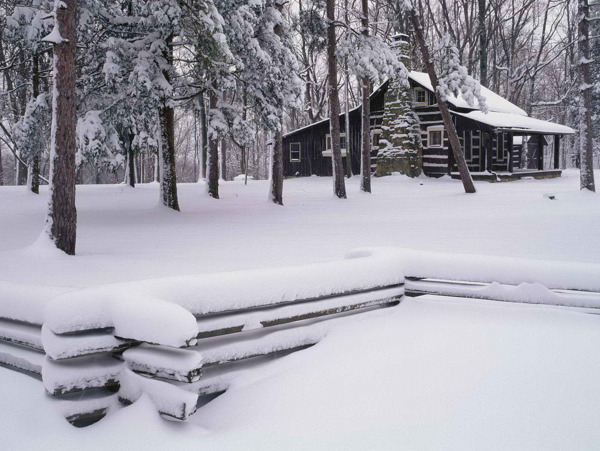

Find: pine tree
42;0;78;254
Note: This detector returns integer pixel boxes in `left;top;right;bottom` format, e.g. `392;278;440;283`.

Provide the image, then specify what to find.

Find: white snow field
1;170;600;449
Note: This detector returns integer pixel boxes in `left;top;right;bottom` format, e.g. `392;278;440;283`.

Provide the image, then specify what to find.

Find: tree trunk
207;91;219;198
409;8;476;194
220;139;228;181
478;0;487;86
270;130;284;205
159;35;180;210
242;87;249;185
128;136;135;188
578;0;595;192
0;141;3;185
29;53;41;194
360;0;371;192
199;93;208;180
45;0;78;255
343;0;352;179
326;0;347;199
269;0;286;205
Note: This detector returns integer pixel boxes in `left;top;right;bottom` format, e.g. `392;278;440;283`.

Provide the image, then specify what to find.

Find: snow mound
110;297;198;347
0;281;68;325
477;282;562;304
350;248;600;292
119;368;198;420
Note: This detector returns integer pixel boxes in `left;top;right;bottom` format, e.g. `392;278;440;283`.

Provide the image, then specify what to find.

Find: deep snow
2;298;600;450
1;170;600;449
1;170;599;291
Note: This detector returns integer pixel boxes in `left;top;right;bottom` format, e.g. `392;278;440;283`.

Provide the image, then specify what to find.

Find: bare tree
326;0;347;198
360;0;372;193
578;0;595;191
408;4;476;193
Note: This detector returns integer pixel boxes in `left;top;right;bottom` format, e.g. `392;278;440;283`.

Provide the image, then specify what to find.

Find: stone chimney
376;33;422;178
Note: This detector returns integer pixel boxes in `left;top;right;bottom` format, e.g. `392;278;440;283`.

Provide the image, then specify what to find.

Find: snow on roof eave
284;103;364;138
408;71;528;117
285;77;393;138
452;111;576;135
284;117;329;138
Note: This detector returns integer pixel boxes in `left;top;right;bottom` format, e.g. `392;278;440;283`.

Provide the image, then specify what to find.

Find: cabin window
371;130;382;149
325;133;347;151
290;142;301;162
427;126;444;148
414;88;427;106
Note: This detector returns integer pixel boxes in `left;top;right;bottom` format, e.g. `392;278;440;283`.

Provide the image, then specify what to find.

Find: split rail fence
0;249;598;426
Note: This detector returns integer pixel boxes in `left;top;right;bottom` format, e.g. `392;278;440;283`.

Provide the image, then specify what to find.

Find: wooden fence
0;250;599;427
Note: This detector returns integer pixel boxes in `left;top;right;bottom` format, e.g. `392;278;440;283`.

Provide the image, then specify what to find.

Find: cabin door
526;136;540;169
480;132;490;172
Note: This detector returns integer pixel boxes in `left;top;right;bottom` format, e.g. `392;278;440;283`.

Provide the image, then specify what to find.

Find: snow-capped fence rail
1;248;599;426
0;251;405;425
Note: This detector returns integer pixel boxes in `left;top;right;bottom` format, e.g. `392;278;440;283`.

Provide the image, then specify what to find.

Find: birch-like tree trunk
44;0;78;254
409;7;476;194
578;0;595;192
326;0;347;198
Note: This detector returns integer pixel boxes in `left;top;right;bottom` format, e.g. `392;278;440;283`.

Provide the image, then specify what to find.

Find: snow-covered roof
409;71;528;116
453;111;575;135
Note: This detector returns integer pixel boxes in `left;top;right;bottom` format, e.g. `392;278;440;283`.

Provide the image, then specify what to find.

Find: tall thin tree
407;5;476;194
160;34;180;210
478;0;487;86
360;0;371;192
326;0;347;198
207;90;220;198
42;0;78;254
578;0;595;192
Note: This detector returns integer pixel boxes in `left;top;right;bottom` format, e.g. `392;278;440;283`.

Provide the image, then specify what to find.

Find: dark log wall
283;78;552;178
283;88;385;177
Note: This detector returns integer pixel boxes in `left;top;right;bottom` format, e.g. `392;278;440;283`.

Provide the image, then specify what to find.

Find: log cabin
280;35;574;182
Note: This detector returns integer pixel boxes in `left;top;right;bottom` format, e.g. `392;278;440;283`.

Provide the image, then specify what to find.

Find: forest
0;0;598;253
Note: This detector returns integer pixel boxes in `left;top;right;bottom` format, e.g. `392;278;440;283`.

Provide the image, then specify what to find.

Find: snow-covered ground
1;170;600;449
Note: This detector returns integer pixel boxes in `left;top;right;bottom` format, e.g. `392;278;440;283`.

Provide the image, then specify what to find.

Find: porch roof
452;110;575;135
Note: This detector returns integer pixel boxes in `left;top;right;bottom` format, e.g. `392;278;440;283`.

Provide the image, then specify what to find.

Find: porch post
537;135;544;170
447;138;455;175
553;135;561;169
507;132;514;172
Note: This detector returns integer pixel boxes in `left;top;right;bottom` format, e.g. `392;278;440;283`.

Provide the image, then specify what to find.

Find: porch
449;110;575;180
451;169;562;182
